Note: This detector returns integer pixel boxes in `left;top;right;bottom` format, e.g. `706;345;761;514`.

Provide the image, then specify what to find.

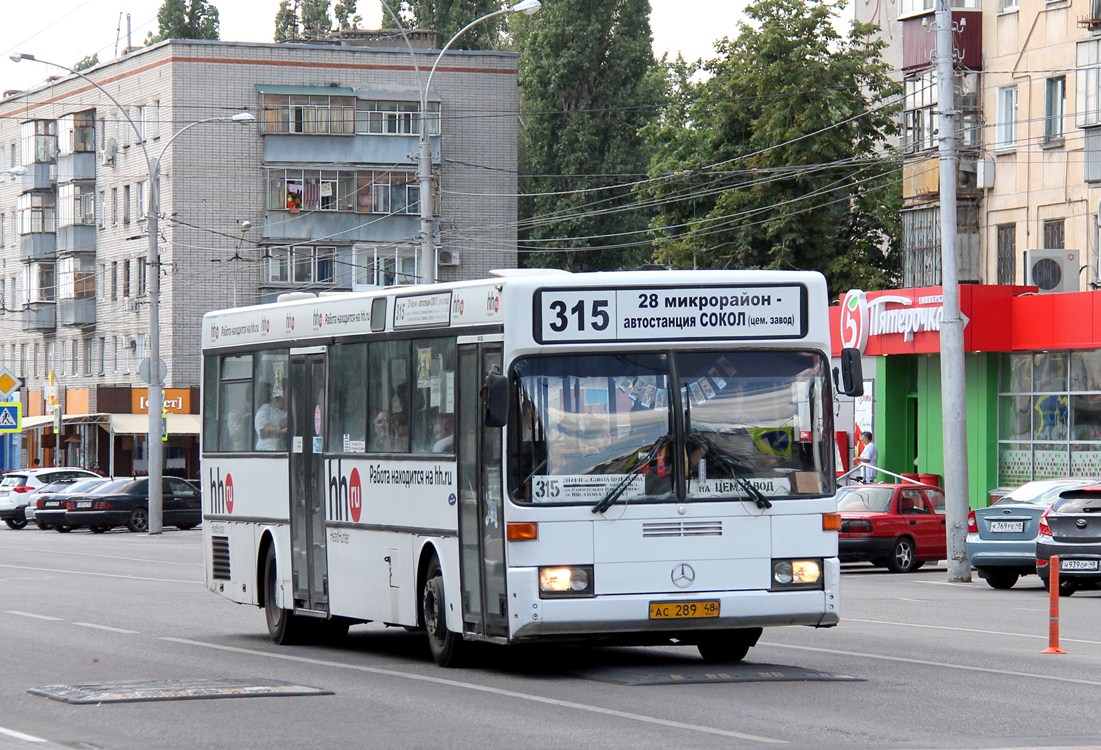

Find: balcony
21;302;56;332
20;232;56;262
58;297;95;328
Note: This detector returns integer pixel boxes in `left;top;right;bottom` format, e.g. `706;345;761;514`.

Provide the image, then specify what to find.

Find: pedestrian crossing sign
0;402;21;433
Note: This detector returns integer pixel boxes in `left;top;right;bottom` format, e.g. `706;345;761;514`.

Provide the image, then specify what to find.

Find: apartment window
59;256;96;302
136;181;146;219
122;259;131;298
71;340;78;375
20;120;57;164
903;70;937;153
111;261;119;300
996;86;1018;149
123;109;132;146
136;105;147;142
1001;0;1019;11
58;110;95;155
19;343;27;378
1043;219;1065;249
266;245;338;285
47;342;55;376
1079;40;1101;127
123;185;131;224
58;182;96;227
151;101;161;139
18;192;56;234
1044;77;1066;145
83;338;93;376
259;93;355;135
33;343;39;378
97;190;106;227
137;257;147;296
111;188;118;225
355;99;440;136
0;212;4;246
353;244;416;287
996;224;1016;284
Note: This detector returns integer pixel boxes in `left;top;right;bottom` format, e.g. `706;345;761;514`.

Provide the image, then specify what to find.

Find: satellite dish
103;137;118;157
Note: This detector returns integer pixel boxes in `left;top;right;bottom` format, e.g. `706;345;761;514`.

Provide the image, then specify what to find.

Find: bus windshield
511;350;831;505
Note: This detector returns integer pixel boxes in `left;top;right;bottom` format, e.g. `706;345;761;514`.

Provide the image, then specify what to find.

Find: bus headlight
538;565;594;598
771;559;823;590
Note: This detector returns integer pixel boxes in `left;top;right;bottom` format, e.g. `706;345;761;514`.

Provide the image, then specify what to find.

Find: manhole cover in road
29;677;333;704
570;662;863;686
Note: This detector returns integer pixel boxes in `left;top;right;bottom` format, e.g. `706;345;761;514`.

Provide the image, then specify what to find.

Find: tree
380;1;504;50
146;0;220;44
642;0;901;295
334;0;362;29
73;53;99;71
514;0;660;271
274;0;358;41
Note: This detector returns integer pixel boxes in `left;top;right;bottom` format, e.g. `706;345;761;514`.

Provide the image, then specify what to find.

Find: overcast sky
0;0;745;92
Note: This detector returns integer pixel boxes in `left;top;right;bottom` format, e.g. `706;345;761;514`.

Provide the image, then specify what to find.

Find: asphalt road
1;525;1100;750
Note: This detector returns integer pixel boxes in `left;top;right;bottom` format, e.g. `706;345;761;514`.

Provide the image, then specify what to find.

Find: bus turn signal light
507;522;538;541
822;512;842;531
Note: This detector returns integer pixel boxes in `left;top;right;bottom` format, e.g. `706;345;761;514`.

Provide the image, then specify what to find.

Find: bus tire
696;627;761;663
422;558;463;667
263;545;306;645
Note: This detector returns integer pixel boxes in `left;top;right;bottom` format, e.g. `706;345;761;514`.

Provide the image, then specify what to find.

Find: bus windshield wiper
731;467;772;510
592;435;669;515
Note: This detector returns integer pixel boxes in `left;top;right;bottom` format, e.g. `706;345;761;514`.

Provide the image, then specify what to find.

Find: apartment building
837;0;1101;504
0;38;520;474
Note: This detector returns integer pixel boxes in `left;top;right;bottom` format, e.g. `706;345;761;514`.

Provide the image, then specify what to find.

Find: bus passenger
254;385;288;451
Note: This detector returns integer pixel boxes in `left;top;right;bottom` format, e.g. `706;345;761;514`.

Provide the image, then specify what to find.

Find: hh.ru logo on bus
209;469;234;514
328;460;363;523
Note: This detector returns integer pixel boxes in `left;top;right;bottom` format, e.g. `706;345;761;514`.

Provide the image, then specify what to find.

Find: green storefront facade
832;286;1101;509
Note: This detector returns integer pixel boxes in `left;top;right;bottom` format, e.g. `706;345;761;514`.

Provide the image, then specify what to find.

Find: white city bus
200;269;861;667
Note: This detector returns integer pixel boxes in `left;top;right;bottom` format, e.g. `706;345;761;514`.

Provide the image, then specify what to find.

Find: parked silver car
0;468;99;529
966;478;1101;589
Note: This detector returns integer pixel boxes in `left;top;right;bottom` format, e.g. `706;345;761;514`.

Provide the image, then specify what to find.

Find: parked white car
0;468;99;529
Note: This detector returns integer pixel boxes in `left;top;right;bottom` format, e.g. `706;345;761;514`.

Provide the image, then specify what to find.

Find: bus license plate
1061;559;1098;571
648;600;720;620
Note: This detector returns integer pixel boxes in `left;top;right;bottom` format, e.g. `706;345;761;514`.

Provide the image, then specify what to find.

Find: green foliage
379;1;503;49
73;53;100;71
642;0;902;294
515;0;660;271
274;0;337;41
146;0;220;44
334;0;362;29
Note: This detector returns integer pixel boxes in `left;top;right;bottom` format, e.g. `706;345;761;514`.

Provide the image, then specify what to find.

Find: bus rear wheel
696;627;762;664
263;545;306;645
422;558;464;667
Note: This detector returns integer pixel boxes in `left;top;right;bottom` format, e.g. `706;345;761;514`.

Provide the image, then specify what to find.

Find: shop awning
21;415;56;430
108;414;200;436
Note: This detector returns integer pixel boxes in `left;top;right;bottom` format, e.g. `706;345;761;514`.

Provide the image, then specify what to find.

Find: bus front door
288;352;330;614
457;344;508;639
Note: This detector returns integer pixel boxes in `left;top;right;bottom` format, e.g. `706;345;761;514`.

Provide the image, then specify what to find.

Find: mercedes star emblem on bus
671;563;695;588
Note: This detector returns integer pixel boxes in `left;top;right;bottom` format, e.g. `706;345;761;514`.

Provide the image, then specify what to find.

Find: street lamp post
412;0;541;284
11;53;254;533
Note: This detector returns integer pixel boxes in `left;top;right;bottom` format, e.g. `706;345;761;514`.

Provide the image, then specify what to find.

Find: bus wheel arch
261;536;305;645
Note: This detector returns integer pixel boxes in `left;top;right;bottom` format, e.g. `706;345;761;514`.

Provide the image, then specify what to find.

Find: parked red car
837;483;947;573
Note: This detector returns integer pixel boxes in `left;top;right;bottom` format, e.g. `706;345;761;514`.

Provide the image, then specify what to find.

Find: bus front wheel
422;558;464;667
263;545;306;645
696;627;762;663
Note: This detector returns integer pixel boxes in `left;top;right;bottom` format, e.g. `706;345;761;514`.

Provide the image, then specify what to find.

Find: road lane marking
0;547;199;567
766;642;1101;687
162;637;786;744
73;622;139;634
845;617;1101;647
5;611;62;621
0;725;46;742
0;564;197;584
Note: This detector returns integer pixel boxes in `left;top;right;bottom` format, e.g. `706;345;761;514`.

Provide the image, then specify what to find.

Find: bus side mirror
834;348;864;397
483;373;509;428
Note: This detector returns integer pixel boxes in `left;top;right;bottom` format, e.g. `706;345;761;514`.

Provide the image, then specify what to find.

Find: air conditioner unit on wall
438;250;460;266
1025;249;1081;294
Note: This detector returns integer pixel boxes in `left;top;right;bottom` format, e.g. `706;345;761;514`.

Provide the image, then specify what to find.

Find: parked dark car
33;477;113;531
64;477;202;533
837;483;947;573
1036;484;1101;596
967;478;1099;589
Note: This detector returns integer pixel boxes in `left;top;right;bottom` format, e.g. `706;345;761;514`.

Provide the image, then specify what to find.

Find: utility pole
935;0;971;582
